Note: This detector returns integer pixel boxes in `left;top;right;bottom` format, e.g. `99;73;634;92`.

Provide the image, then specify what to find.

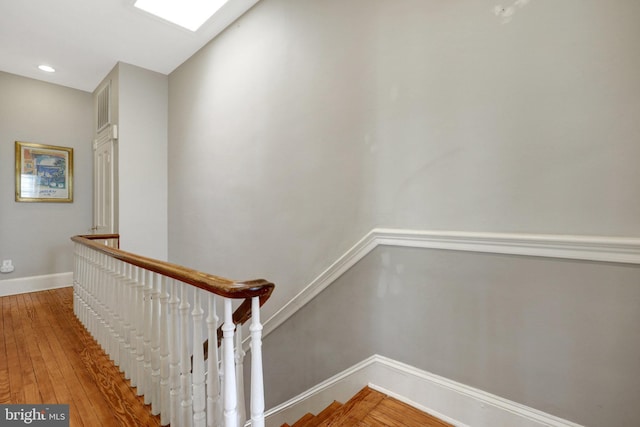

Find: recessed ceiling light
38;65;56;73
134;0;229;32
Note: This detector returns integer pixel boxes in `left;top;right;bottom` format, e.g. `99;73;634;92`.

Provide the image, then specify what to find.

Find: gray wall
118;63;168;260
262;246;640;426
169;0;640;321
0;71;92;280
167;0;640;424
93;62;169;260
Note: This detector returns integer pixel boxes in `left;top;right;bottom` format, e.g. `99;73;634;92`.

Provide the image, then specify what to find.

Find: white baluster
151;272;162;414
81;246;90;328
235;324;246;427
72;244;79;315
222;298;238;427
89;249;97;336
128;266;140;387
207;294;222;427
93;250;101;338
98;254;109;355
88;250;97;338
111;259;123;366
180;283;193;427
101;254;115;354
86;247;93;328
73;243;79;317
81;246;90;330
122;263;134;380
95;251;103;339
169;279;181;427
144;270;154;405
135;267;146;395
73;244;81;320
82;245;90;325
93;250;101;340
159;276;171;426
97;253;105;347
250;297;265;427
192;290;206;427
98;253;108;350
83;246;90;327
81;247;90;329
93;251;101;340
115;260;127;371
109;257;120;363
103;253;111;352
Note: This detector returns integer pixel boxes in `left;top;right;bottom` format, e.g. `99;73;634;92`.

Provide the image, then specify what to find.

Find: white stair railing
72;234;274;427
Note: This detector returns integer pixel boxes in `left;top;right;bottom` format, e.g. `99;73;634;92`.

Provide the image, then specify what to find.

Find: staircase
281;386;453;427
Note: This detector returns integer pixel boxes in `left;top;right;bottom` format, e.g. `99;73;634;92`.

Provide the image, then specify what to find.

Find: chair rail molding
261;228;640;340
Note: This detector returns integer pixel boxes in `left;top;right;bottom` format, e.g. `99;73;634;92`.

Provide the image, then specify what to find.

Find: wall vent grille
96;82;111;132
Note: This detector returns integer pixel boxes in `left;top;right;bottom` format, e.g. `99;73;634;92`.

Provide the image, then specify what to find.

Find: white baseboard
264;355;584;427
261;229;640;340
0;272;73;297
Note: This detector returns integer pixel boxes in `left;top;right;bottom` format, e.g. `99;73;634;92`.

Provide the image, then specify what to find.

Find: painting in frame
15;141;73;202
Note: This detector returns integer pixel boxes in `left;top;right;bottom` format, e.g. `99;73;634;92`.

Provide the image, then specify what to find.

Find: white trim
0;272;73;297
373;228;640;264
262;229;640;339
260;231;378;340
263;355;584;427
262;356;377;427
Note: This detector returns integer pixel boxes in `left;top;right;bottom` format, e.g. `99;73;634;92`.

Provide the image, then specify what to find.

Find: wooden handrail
81;233;120;248
71;234;275;302
72;233;274;356
82;233;120;240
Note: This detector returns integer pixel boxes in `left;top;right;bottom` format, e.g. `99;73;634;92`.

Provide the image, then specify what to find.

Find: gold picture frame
15;141;73;202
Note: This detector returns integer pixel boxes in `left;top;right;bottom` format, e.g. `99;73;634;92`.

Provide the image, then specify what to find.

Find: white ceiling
0;0;260;92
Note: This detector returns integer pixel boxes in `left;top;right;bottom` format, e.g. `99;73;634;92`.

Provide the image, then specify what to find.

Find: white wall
118;63;169;260
0;71;93;281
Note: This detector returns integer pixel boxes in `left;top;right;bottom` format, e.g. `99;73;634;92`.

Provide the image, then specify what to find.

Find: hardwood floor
0;287;161;426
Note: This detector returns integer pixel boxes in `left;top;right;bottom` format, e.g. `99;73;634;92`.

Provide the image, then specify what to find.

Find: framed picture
15;141;74;202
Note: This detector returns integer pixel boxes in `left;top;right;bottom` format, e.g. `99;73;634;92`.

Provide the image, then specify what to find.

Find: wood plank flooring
0;287;160;426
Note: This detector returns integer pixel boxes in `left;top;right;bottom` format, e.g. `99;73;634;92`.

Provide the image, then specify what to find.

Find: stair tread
286;386;454;427
360;397;452;427
292;413;316;427
314;401;343;423
301;401;343;427
317;387;385;427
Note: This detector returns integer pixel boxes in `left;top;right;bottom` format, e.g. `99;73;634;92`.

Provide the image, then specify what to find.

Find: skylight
134;0;229;32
